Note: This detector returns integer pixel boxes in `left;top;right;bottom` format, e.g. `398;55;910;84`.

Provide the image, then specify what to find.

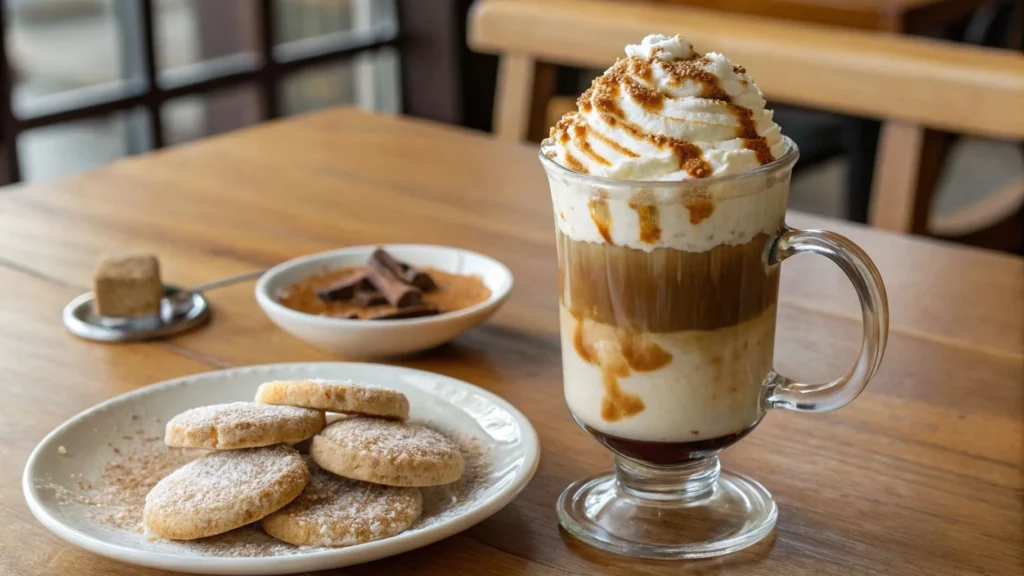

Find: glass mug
539;136;888;559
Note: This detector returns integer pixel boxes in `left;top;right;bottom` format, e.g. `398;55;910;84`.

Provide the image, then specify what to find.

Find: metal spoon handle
189;269;267;293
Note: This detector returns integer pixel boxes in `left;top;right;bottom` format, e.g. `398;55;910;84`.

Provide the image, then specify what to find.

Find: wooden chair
468;0;1024;250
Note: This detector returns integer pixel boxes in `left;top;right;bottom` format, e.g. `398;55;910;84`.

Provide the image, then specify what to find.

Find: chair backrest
469;0;1024;140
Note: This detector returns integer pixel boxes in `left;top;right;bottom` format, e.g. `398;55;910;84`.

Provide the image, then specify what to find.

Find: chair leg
492;54;555;142
870;122;926;232
870;123;954;234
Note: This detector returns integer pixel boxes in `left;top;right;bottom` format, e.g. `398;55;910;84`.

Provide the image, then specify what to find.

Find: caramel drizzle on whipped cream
553;51;774;175
551;43;776;244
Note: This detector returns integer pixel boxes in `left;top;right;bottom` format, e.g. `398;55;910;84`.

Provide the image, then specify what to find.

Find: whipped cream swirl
543;35;785;181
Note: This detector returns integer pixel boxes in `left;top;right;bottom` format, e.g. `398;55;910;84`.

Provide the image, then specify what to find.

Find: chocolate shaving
404;267;437;291
370;248;406;277
371;248;437;291
316;272;369;302
328;311;360;319
310;248;444;318
366;304;440;320
366;258;422;308
352;290;388;307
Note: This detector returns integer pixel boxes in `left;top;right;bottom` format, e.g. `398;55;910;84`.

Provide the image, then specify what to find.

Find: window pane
154;0;258;87
18;109;147;182
275;0;397;43
5;0;138;119
281;59;353;116
162;84;261;146
280;46;400;116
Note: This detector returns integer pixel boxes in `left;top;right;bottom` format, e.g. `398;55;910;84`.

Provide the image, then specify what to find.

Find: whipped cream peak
543;35;785;181
624;34;694;61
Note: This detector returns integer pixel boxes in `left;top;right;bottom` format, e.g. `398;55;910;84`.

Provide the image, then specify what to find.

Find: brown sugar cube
93;255;164;317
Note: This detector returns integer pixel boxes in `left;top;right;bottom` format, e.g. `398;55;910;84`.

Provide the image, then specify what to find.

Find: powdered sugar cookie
165;402;325;450
261;462;421;547
310;417;463;487
143;445;308;540
255;380;409;420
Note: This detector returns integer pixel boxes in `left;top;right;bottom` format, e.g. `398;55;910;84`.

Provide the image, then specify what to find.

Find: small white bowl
255;244;513;357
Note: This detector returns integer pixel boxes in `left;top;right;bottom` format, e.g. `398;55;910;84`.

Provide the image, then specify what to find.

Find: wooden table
1;108;1021;575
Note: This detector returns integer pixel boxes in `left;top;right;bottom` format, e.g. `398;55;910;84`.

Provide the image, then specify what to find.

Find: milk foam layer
560;304;776;443
542;34;784;181
549;173;788;252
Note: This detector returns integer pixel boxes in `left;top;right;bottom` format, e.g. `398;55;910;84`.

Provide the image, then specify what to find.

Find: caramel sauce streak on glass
587;191;614;243
573;314;649;423
684;199;716;224
617;331;673;372
629;188;662;244
599;356;643;422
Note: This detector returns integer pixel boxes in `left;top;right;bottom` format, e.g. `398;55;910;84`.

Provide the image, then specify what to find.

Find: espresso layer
557;230;780;332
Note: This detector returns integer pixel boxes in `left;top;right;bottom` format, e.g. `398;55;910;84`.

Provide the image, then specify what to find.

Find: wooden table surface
1;108;1021;576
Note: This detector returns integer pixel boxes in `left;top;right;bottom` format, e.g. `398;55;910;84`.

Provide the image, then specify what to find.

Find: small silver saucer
63;284;211;343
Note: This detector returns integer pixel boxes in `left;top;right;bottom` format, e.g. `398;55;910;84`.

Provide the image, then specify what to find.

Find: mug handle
764;226;889;413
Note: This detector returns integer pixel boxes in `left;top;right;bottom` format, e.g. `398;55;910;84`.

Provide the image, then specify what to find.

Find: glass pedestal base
556;456;777;559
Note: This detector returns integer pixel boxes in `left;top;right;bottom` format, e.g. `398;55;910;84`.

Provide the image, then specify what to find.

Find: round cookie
310;417;463;487
143;445;309;540
261;462;422;547
165;402;325;450
255;380;409;420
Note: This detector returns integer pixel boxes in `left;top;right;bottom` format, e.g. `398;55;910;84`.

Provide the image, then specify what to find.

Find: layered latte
542;35;791;463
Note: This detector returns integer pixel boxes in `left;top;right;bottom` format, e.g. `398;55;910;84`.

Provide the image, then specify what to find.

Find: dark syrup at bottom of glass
582;422;758;466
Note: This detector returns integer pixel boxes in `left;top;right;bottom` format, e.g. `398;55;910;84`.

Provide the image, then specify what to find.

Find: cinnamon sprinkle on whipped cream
543;34;784;181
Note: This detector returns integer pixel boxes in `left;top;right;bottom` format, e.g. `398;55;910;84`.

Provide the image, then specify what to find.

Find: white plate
23;362;540;575
255;245;514;358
